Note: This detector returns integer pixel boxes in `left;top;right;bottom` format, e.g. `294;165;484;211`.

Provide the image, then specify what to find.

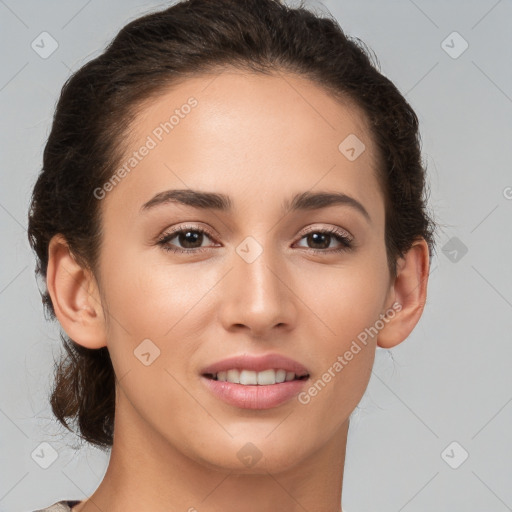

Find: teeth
213;369;306;385
257;369;276;385
240;370;258;385
275;369;286;383
226;369;240;384
285;371;295;381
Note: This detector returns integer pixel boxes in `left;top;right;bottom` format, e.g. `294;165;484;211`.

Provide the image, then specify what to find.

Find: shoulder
32;500;81;512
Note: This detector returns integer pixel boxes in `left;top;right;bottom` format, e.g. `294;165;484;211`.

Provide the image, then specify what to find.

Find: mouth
202;368;310;385
199;353;310;409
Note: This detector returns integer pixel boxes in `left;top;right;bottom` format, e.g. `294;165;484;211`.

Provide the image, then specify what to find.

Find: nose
217;242;298;338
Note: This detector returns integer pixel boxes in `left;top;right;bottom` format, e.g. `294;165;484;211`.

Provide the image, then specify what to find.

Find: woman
28;0;436;510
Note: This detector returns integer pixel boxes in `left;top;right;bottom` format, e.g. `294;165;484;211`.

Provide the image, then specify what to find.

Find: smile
203;368;310;385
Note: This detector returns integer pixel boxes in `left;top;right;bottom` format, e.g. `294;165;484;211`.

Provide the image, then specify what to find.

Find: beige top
35;500;348;511
33;501;80;511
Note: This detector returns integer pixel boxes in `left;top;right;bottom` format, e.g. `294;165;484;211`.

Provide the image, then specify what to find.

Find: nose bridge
235;235;283;307
220;234;296;333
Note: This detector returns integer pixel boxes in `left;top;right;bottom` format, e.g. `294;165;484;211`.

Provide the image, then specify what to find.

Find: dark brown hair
27;0;437;449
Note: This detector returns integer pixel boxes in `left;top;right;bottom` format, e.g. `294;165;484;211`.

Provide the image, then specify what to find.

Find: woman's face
95;70;396;473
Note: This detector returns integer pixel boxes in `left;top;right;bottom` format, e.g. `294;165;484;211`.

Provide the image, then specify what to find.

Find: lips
200;353;310;378
200;353;310;409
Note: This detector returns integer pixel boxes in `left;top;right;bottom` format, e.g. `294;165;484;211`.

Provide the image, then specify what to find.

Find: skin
47;69;430;512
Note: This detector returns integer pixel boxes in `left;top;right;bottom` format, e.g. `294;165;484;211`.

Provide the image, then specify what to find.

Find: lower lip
201;376;308;410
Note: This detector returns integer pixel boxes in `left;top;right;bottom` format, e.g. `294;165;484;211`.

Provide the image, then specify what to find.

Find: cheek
295;254;388;413
101;247;212;338
299;252;389;344
99;250;220;388
296;279;379;436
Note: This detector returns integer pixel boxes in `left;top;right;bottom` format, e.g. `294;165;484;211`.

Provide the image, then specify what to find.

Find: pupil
309;233;329;249
180;231;202;248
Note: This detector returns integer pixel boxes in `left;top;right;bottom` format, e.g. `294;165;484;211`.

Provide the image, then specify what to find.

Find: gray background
1;0;511;511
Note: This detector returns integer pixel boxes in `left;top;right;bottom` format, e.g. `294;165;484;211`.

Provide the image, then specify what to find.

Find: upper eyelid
159;223;353;245
160;223;219;242
300;224;352;240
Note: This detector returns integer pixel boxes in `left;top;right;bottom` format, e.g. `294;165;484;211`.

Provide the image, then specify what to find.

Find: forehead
101;69;384;223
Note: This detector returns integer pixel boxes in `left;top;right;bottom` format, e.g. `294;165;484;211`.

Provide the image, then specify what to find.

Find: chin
188;429;316;475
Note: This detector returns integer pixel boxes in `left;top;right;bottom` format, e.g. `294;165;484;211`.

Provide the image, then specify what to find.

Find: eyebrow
140;188;371;223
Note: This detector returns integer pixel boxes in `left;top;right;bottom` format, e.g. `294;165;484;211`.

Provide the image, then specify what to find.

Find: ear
46;234;107;349
377;238;430;349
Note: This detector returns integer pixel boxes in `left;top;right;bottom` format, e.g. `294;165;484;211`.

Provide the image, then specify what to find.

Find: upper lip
201;353;310;377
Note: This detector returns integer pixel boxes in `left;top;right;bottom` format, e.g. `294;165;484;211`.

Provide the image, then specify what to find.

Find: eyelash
157;224;353;255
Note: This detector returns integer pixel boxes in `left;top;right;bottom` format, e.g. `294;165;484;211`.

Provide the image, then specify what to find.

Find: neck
75;391;347;512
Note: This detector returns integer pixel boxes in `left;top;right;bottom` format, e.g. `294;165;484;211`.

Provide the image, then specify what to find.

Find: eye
157;224;354;255
295;227;353;253
157;225;218;254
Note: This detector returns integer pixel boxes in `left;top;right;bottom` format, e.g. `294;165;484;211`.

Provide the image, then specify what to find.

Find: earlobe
46;234;107;349
377;238;430;349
